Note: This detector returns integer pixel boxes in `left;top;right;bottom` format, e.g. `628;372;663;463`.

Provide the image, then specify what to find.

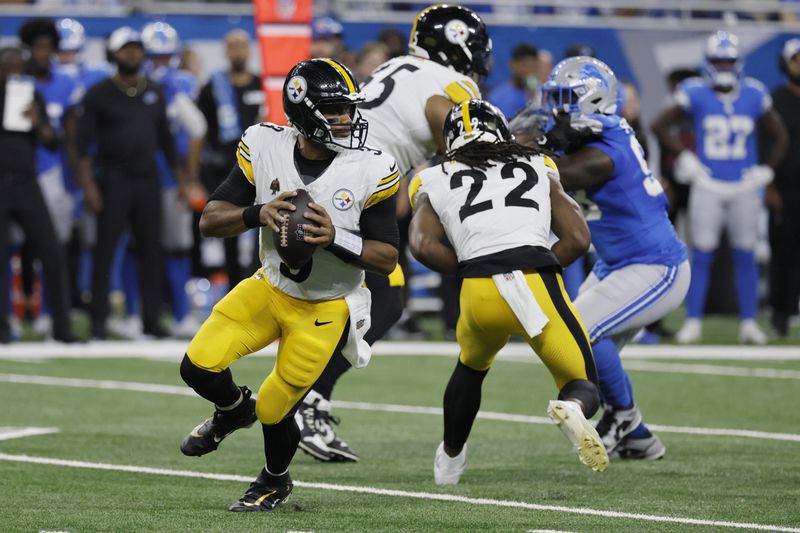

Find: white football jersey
410;155;558;263
360;55;481;174
237;123;400;301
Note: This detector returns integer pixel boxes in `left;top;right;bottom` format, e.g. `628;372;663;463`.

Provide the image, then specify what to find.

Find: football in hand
273;188;318;270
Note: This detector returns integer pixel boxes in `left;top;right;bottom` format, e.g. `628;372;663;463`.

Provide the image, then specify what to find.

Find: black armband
325;226;363;263
242;204;264;228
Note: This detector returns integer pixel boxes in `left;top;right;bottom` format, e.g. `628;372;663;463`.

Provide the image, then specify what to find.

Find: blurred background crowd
0;0;798;344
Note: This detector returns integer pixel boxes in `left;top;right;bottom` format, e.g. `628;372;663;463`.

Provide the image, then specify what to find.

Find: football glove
741;164;774;188
673;150;711;185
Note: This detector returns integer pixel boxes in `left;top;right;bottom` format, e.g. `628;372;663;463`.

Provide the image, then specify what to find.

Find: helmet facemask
302;96;369;152
703;31;742;92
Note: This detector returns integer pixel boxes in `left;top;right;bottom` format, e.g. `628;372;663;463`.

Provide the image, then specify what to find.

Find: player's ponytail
444;140;552;171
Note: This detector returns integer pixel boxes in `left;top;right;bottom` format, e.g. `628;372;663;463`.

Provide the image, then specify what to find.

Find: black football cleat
180;387;257;457
229;469;293;512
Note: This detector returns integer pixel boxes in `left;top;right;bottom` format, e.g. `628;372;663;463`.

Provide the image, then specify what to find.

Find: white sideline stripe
0;427;59;441
622;361;800;380
2;373;799;444
0;341;799;361
0;453;797;532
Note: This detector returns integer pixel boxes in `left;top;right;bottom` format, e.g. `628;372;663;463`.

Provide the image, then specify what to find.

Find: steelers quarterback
177;58;399;512
295;3;494;463
409;100;608;483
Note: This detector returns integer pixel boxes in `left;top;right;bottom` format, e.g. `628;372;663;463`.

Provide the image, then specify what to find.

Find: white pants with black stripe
574;260;691;347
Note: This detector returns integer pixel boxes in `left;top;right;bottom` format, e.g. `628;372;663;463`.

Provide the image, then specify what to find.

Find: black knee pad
558;379;600;418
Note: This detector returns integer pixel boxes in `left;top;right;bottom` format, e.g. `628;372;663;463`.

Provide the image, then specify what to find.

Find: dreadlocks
444;140;552;172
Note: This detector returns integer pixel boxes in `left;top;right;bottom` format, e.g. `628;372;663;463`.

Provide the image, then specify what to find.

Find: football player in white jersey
409;100;608;483
177;59;400;512
295;4;493;463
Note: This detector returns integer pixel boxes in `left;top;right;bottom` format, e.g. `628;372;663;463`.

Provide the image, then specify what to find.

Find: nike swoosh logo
315;319;333;326
190;431;203;438
242;491;276;507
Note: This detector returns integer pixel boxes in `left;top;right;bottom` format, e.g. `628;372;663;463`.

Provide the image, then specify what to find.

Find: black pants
769;209;800;321
91;174;162;333
0;175;71;339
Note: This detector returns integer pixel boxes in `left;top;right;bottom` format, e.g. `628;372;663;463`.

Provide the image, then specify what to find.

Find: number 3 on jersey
450;161;540;222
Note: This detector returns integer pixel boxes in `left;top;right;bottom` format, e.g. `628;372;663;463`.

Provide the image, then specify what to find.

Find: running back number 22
450;161;539;222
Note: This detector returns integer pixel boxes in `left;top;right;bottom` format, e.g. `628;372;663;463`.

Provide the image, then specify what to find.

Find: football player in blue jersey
55;18;111;92
532;56;691;460
652;31;788;344
140;21;207;338
56;18;113;314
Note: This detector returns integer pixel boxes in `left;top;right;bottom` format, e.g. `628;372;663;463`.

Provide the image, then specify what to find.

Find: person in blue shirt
534;56;691;460
652;31;788;345
487;43;539;119
130;21;206;339
55;18;113;312
18;17;82;338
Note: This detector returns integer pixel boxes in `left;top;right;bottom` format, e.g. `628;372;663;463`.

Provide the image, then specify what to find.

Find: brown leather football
273;188;318;270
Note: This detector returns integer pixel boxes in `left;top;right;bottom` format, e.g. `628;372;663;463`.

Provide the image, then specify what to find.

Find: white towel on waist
492;270;549;338
341;285;372;368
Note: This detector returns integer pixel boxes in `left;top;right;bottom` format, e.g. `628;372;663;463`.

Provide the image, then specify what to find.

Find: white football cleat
108;315;144;340
32;314;52;337
547;400;609;473
433;441;467;485
739;319;767;345
675;318;702;344
171;314;201;338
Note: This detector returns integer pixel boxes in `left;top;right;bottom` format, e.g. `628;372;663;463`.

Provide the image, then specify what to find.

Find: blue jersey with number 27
674;77;771;182
583;116;687;278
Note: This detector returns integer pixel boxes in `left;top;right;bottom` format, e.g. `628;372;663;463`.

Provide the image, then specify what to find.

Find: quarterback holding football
177;58;400;512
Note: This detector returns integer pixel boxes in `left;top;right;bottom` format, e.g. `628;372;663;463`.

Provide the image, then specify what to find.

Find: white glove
741;165;774;188
673;151;711;185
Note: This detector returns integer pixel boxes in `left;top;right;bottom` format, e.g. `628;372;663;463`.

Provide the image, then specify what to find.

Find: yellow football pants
186;270;350;425
457;270;596;389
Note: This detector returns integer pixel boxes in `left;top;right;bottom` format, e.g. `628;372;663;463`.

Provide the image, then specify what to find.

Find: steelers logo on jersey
333;189;355;211
444;19;469;45
286;76;308;104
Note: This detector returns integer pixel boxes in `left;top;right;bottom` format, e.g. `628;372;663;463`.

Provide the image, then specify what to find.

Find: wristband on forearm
242;204;264;228
326;226;363;262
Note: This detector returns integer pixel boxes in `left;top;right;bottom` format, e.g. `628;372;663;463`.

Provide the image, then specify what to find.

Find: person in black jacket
75;27;180;339
0;46;76;343
768;39;800;337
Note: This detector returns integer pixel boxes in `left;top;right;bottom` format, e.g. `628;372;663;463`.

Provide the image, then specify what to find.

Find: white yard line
2;373;799;444
0;453;796;532
0;427;59;442
0;340;799;361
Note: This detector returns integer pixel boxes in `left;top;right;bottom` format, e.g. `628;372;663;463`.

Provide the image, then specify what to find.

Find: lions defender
409;100;608;482
294;4;492;463
178;59;399;511
538;57;690;460
652;31;788;344
142;21;207;338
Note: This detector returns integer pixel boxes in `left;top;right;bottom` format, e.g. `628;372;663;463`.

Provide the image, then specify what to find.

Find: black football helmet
283;58;368;151
408;4;492;78
443;99;511;152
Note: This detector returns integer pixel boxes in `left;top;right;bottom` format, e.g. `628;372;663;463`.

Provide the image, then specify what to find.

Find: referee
75;27;179;339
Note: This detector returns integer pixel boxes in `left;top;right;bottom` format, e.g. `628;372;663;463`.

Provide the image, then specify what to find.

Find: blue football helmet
541;56;618;131
703;31;742;91
57;18;86;52
141;21;181;57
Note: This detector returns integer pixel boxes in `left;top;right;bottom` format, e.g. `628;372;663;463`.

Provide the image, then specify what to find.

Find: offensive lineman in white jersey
409;100;608;483
295;4;493;463
177;58;399;512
